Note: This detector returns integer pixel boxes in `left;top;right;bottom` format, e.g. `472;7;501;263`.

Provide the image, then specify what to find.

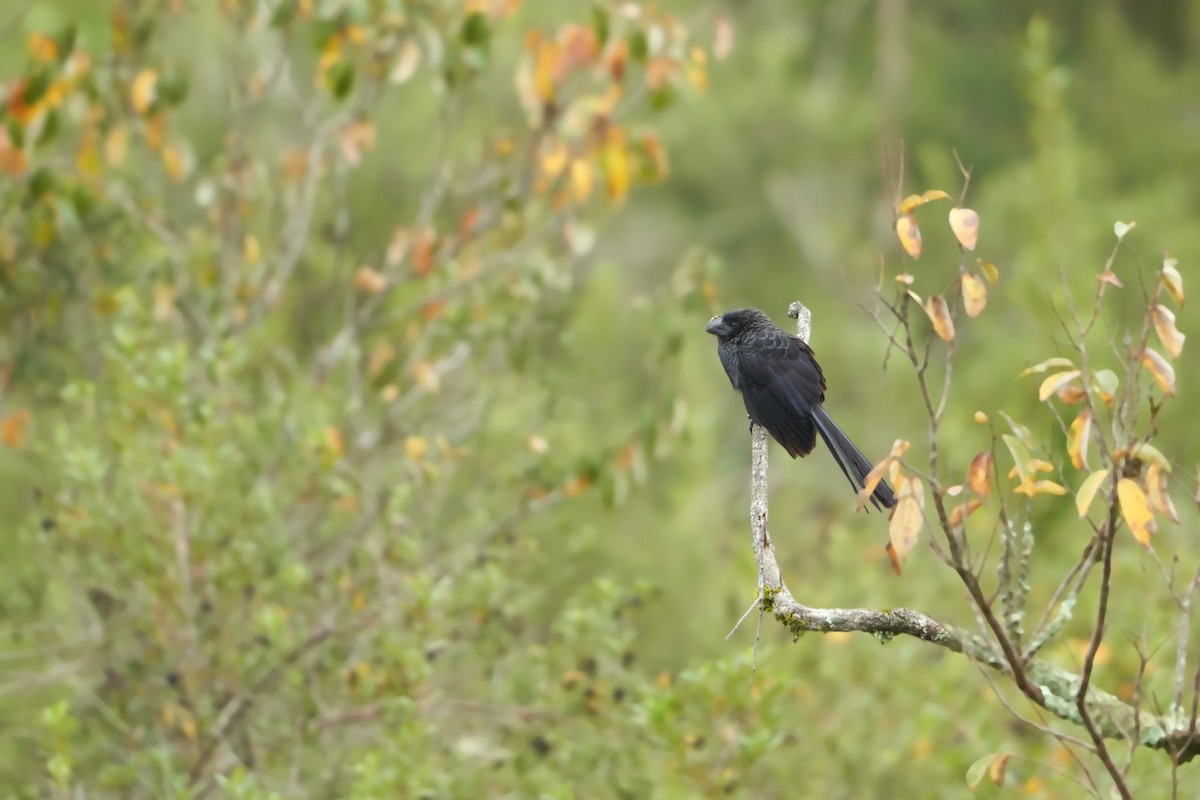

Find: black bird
706;307;896;510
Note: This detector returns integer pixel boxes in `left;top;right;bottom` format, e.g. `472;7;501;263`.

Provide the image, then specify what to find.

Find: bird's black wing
738;327;895;510
735;327;826;459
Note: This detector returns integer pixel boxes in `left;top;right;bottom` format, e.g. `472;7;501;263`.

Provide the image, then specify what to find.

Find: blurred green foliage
2;1;1199;797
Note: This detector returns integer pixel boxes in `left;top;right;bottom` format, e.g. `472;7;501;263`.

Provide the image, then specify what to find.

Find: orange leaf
421;299;446;321
1151;304;1185;359
324;426;345;458
887;475;924;569
412;230;436;276
0;409;30;448
1141;348;1176;396
1037;370;1081;401
1117;477;1155;546
895;214;922;258
923;295;954;341
1067;410;1091;470
353;267;387;294
1160;258;1184;306
948;207;979;250
1076;469;1109;518
856;439;909;511
967;452;992;497
885;541;903;576
948;499;983;528
961;271;987;317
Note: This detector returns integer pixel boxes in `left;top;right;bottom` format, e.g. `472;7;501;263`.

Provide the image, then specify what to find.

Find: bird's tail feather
812;406;896;511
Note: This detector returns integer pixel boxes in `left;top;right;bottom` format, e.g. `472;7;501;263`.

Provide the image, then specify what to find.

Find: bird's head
705;308;765;339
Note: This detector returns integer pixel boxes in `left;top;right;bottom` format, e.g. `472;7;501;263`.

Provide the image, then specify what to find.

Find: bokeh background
3;1;1200;797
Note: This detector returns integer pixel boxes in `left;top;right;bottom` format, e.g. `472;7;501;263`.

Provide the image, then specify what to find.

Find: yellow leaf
1076;469;1109;518
887;475;924;571
534;40;561;102
162;143;188;181
924;295;954;341
974;411;988;424
1067;410;1091;470
1128;442;1171;472
1160;258;1184;306
899;189;950;214
602;139;630;202
105;126;129;167
1146;463;1179;524
978;259;1000;285
1032;480;1068;496
1117;477;1155;546
1141;348;1176;396
961;271;987;317
131;69;158;114
243;235;261;265
948;207;979;251
1018;357;1075;378
405;436;428;459
389;39;421;84
895;214;922;258
353;267;388;294
988;752;1010;786
1037;370;1081;401
527;435;550;454
1151;304;1185;359
569;158;593;203
540;140;568;179
413;361;439;393
1113;220;1136;240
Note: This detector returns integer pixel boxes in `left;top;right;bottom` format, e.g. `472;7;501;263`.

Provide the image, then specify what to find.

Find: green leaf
460;12;490;48
327;60;355;100
592;4;610;46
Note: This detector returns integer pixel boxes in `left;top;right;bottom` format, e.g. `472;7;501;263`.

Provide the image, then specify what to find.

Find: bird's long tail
812;406;896;511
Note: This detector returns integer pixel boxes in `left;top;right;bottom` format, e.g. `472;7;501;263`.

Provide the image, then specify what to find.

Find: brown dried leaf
353;267;388;294
1076;469;1109;518
1151;304;1185;359
968;452;993;497
924;295;954;341
1099;270;1124;288
961;271;987;317
1141;348;1176;396
948;207;979;250
0;409;30;448
1117;477;1155;546
887;475;924;569
948;499;983;529
895;214;922;259
1067;410;1092;470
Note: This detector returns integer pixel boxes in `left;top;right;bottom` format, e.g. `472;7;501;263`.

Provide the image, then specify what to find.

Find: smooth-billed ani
706;307;896;510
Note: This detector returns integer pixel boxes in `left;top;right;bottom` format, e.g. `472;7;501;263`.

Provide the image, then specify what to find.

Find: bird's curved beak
705;315;725;335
